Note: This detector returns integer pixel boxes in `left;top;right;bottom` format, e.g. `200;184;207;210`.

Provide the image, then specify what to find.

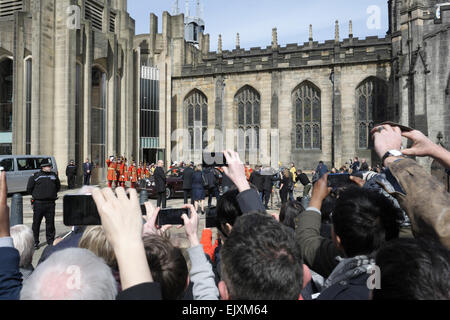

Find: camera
156;208;190;226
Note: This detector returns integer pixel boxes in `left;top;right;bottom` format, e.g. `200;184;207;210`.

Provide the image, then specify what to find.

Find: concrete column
30;0;42;155
83;22;93;161
53;0;77;185
12;12;25;155
107;36;117;157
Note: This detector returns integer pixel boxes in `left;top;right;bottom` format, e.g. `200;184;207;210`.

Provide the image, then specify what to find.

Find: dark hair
221;212;303;300
143;235;188;300
216;188;243;236
279;201;305;230
216;185;258;236
373;238;450;300
332;187;402;257
321;195;336;224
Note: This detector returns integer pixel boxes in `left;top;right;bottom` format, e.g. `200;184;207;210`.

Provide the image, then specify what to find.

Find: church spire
172;0;180;15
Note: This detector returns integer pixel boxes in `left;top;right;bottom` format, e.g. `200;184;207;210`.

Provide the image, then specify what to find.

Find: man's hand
349;175;365;188
180;204;200;247
402;130;450;168
142;202;172;236
92;187;153;289
222;150;250;193
309;173;331;211
52;238;63;246
371;125;403;164
92;187;143;248
0;171;10;238
401;130;440;157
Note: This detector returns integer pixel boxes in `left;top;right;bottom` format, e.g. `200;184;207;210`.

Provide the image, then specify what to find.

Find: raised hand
222;150;250;193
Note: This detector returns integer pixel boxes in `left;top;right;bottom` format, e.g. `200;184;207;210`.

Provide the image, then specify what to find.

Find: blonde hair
195;164;202;172
79;226;116;268
283;168;290;179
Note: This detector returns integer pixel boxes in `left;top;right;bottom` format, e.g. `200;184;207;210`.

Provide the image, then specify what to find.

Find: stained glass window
235;86;261;156
185;90;208;151
293;81;321;150
357;77;388;149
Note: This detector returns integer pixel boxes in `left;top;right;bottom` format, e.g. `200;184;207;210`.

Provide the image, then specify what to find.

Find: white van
0;155;58;194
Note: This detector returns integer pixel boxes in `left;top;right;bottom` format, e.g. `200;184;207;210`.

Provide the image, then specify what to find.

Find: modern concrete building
0;0;137;185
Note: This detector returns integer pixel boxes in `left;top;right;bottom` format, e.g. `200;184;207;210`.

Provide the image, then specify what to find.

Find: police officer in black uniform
65;160;77;190
27;159;61;249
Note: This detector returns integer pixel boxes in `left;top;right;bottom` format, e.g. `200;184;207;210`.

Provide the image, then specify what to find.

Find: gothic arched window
236;86;261;153
185;90;208;150
91;66;107;169
293;81;321;150
356;77;388;149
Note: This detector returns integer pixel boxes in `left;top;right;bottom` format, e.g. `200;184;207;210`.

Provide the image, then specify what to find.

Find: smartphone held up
63;194;147;226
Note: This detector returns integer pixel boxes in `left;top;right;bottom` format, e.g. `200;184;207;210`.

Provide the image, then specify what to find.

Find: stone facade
136;1;449;175
0;0;137;185
137;12;394;170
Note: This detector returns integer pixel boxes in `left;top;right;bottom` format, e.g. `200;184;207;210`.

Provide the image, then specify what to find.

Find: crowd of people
0;125;449;301
106;156;157;189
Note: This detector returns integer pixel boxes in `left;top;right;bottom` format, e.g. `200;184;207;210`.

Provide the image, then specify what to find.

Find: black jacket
249;171;264;192
83;162;93;175
203;168;217;189
27;170;61;201
116;282;162;300
181;166;194;190
66;165;77;177
297;173;311;186
154;167;166;193
317;273;370;300
262;174;276;192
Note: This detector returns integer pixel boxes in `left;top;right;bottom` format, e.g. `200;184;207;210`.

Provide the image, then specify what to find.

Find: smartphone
156;208;189;226
378;121;414;133
63;195;147;226
205;206;218;229
202;152;228;167
327;173;353;189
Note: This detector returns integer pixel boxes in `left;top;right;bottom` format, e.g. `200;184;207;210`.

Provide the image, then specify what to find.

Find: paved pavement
8;185;303;267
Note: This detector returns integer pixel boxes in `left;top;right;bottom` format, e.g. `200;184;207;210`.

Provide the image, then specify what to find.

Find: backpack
202;173;209;188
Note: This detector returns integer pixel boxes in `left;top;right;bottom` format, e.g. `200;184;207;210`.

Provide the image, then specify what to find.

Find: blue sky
128;0;389;51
